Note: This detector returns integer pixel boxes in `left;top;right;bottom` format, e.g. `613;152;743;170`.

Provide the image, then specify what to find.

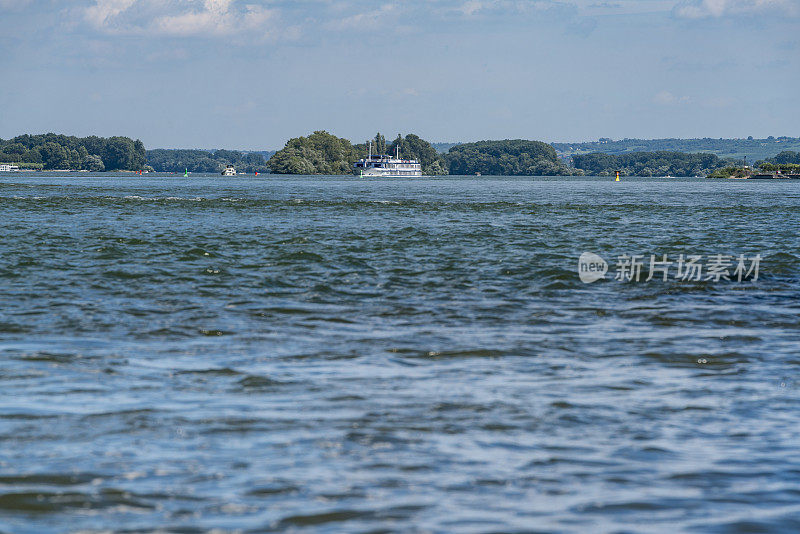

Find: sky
0;0;798;150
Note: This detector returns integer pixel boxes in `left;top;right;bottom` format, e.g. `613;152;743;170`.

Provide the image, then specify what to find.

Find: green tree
103;137;135;170
22;148;42;164
426;159;448;175
132;140;146;170
39;142;69;169
3;143;26;160
85;154;105;172
374;133;386;155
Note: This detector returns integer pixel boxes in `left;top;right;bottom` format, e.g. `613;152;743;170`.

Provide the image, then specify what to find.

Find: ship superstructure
354;143;422;177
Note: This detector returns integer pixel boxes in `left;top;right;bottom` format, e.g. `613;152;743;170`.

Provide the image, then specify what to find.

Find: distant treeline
572;151;727;177
0;133;145;171
146;149;273;173
554;137;800;163
7;132;798;177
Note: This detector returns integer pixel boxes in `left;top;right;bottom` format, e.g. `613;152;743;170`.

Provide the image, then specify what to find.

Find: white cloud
85;0;137;29
452;0;564;17
576;0;677;16
459;0;488;16
72;0;800;44
326;3;398;31
654;90;692;105
674;0;798;18
450;0;796;18
442;0;678;24
704;95;737;107
83;0;276;37
153;1;273;36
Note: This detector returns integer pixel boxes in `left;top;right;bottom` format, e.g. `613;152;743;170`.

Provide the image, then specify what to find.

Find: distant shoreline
2;133;799;177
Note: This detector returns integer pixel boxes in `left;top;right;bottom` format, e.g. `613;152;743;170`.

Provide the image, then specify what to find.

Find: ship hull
357;169;423;178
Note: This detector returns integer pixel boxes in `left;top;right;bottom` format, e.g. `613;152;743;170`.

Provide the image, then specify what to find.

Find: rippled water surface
2;174;800;533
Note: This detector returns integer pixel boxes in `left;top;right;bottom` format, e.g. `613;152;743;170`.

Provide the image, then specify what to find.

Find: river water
1;174;799;532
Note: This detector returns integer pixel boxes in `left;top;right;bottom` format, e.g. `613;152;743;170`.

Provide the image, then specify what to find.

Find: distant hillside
432;142;461;154
247;150;277;160
552;137;800;163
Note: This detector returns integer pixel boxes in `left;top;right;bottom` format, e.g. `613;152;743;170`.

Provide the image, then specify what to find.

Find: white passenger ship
354;143;422;177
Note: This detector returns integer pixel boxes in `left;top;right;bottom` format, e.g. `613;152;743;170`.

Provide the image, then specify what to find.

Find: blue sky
1;0;798;150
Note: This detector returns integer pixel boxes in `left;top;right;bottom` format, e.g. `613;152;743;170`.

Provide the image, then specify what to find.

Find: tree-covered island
445;140;581;176
266;131;362;175
0;133;146;171
267;131;448;175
